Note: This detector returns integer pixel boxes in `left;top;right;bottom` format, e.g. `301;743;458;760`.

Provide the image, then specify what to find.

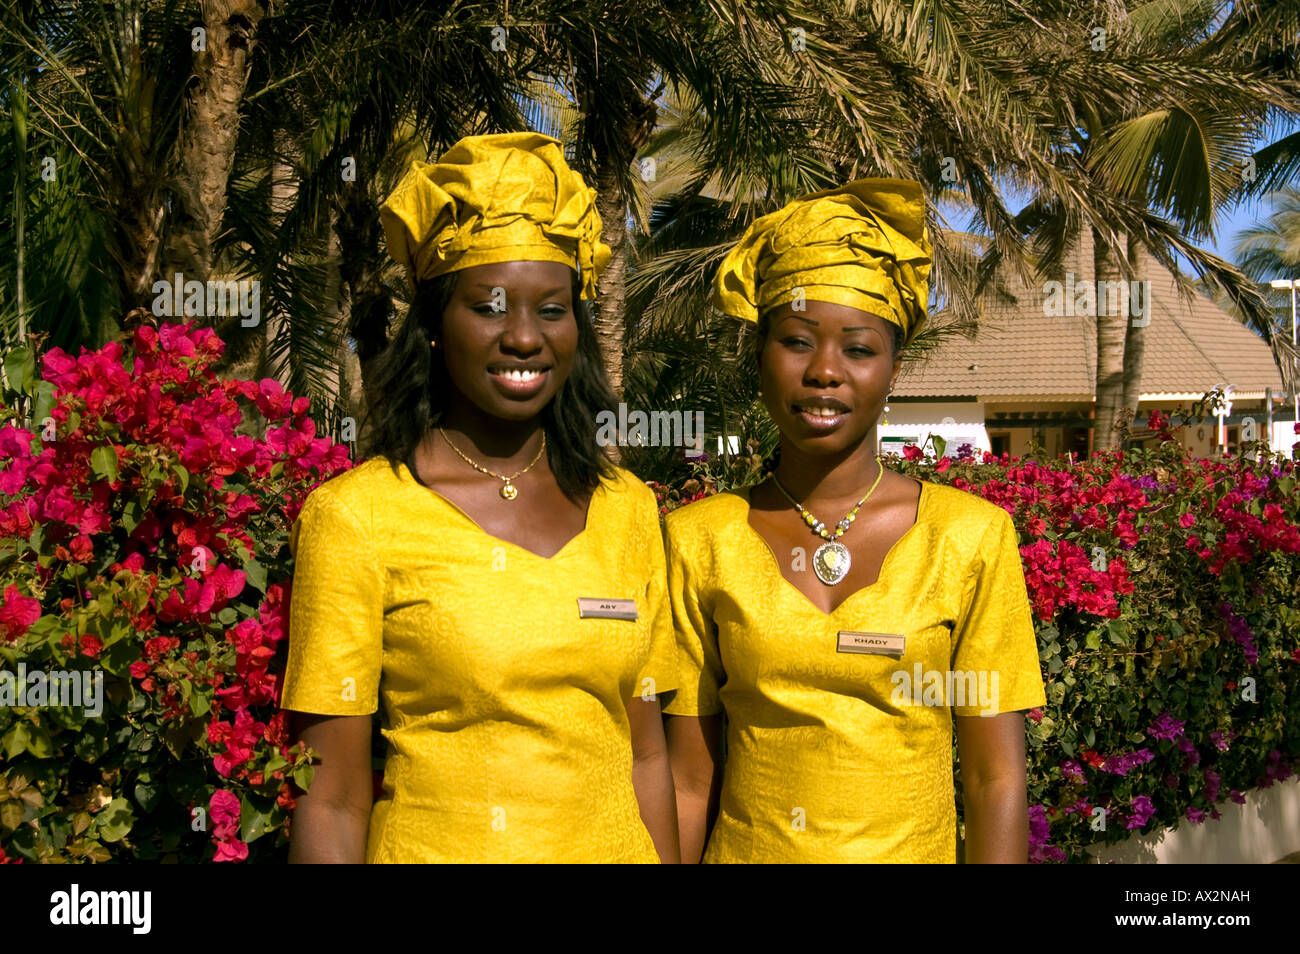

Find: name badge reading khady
577;598;638;621
836;631;906;657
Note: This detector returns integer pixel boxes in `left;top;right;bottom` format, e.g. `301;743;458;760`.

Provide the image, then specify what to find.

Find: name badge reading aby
577;598;638;621
836;631;906;657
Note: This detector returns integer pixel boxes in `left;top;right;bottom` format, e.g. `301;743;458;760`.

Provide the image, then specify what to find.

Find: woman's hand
955;711;1029;863
665;713;723;864
628;696;681;863
287;712;374;864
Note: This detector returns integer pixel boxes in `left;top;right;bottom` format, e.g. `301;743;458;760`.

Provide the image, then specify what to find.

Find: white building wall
877;401;989;459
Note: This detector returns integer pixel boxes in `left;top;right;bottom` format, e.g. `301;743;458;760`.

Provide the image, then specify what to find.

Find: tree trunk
161;0;266;284
1093;226;1129;452
582;73;656;398
1120;235;1148;432
594;178;630;396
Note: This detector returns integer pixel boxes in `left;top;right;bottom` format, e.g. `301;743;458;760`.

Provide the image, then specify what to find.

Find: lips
791;395;851;431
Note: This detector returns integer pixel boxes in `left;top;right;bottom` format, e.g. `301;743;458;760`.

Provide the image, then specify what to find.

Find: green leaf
242;559;267;594
189;690;210;718
122;500;141;535
97;798;135;843
24;724;54;758
292;760;314;792
31;381;57;429
90;445;119;483
172;464;189;495
3;722;31;759
239;795;272;843
932;435;947;459
3;347;36;395
133;778;162;812
1086;630;1101;650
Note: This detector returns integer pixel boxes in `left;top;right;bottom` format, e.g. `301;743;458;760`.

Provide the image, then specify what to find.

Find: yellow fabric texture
662;478;1047;863
378;131;611;300
280;456;677;863
712;178;932;347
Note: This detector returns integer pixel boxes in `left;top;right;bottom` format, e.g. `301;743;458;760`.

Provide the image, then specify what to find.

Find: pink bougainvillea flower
0;585;41;642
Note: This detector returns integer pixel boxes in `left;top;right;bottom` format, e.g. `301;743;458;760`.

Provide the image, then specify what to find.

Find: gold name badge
577;598;638;621
836;631;906;657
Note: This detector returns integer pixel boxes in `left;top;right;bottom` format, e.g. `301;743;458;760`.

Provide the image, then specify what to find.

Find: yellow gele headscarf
378;132;611;300
713;178;932;348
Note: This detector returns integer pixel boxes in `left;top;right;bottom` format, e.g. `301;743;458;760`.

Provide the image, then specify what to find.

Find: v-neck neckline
395;458;600;562
736;477;929;617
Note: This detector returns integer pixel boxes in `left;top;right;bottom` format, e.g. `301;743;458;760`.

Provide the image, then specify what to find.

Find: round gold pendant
500;482;518;500
812;542;851;585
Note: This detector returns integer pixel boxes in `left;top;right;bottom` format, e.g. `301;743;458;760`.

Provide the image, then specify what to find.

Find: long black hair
358;268;618;501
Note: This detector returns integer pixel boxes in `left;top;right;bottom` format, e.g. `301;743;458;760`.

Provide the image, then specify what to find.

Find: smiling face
757;300;902;455
437;260;579;422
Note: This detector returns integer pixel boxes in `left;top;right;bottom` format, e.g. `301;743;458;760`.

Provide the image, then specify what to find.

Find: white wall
1270;420;1299;458
878;402;988;459
1090;776;1300;864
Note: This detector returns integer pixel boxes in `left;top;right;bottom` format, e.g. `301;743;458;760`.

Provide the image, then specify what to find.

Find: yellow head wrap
379;132;611;300
712;178;932;348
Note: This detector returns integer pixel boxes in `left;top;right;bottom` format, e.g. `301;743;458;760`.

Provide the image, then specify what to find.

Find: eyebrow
465;284;570;297
786;315;877;334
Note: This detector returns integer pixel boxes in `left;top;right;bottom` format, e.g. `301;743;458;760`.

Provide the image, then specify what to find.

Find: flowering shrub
656;419;1300;862
0;321;350;862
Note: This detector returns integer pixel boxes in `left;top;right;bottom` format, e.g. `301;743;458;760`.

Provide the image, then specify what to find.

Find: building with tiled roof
885;229;1294;460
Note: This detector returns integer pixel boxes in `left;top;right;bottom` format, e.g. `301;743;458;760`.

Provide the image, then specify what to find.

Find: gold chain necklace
438;428;547;500
770;457;885;585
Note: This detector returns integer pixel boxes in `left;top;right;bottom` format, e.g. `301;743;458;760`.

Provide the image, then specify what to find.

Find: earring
882;390;892;426
430;339;439;349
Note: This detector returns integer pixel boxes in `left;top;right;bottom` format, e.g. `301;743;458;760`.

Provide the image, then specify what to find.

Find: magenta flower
1126;795;1155;829
1147;711;1186;741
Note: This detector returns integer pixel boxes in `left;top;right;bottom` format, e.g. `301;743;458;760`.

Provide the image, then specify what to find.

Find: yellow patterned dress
280;456;678;863
663;478;1047;863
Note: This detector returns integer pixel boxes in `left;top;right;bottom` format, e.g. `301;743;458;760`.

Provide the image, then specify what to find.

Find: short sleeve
633;503;680;701
660;516;724;717
950;509;1047;717
280;487;384;716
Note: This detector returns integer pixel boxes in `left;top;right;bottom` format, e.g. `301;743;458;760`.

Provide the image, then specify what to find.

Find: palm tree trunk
594;177;630;396
1094;226;1129;452
161;0;267;283
1120;235;1148;432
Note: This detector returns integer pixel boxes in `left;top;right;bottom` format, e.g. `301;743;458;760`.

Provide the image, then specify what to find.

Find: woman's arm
665;713;723;864
628;697;681;863
955;711;1028;863
287;712;374;864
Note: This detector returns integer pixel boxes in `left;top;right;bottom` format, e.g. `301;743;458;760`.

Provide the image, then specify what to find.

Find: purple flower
1027;805;1066;863
1135;474;1160;492
1028;804;1049;847
1102;748;1155;776
1218;602;1259;666
1229;789;1246;805
1126;795;1155;830
1209;730;1232;752
1203;768;1221;804
1185;807;1207;824
1177;736;1200;768
1147;711;1186;741
1262;749;1295;787
1060;760;1086;783
1165;774;1180;789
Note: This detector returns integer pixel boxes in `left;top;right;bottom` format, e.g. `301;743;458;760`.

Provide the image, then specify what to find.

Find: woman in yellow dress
280;132;679;863
664;179;1046;863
